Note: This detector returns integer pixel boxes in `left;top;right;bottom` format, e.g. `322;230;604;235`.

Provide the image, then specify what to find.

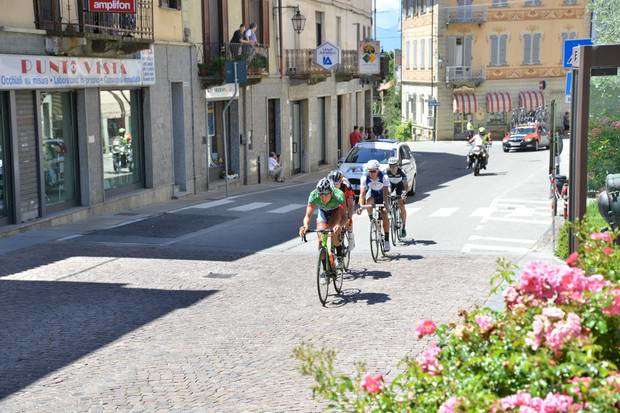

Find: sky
375;0;401;51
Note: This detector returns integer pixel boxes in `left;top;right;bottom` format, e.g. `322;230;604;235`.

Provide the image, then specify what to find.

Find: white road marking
484;216;551;225
470;207;492;217
405;206;421;214
176;199;234;211
268;204;307;214
475;225;486;231
56;234;83;242
468;235;535;244
496;198;550;204
461;244;530;254
430;207;458;217
228;202;272;212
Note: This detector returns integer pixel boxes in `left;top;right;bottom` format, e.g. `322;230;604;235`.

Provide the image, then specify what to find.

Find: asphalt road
0;141;556;412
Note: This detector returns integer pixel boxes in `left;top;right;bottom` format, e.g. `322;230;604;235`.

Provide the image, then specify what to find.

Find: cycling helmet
478;127;487;135
327;169;343;184
365;159;380;171
316;177;333;195
387;156;399;166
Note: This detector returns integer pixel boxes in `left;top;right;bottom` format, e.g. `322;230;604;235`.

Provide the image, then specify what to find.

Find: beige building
401;0;589;140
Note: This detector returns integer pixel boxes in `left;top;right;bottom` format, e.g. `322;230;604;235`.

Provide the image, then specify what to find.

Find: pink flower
361;373;383;394
439;396;460;413
606;372;620;392
415;319;437;338
542;307;565;320
590;232;612;243
503;286;520;307
474;315;494;333
603;246;614;255
565;252;579;267
603;289;620;316
416;343;443;375
544;313;582;352
497;391;577;412
612;120;620;129
570;376;592;396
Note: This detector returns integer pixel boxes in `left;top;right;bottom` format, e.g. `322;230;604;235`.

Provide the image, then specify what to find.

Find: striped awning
518;91;545;111
486;92;512;113
452;93;478;114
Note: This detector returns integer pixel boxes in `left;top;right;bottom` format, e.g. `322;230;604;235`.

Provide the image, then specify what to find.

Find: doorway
318;97;326;164
171;82;187;192
0;92;12;225
267;99;281;155
291;101;303;174
337;95;343;158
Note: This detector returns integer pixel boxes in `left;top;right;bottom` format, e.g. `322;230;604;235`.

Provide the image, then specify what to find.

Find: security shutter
523;33;532;64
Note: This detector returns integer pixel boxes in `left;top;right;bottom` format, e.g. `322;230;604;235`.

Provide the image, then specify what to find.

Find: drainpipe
189;45;198;194
278;0;284;79
431;0;436;142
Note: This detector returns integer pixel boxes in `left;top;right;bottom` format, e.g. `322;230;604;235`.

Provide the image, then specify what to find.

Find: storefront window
0;92;10;222
100;90;144;192
40;92;79;209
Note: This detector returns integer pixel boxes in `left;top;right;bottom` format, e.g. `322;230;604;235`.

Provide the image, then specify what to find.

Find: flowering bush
294;234;620;412
587;115;620;192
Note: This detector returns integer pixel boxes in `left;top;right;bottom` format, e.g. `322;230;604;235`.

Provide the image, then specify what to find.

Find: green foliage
556;201;614;260
587;116;620;192
393;121;413;142
489;258;518;296
590;0;620;45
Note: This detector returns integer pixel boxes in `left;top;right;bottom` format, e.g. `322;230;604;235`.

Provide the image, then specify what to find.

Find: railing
285;49;330;78
444;5;487;24
35;0;154;42
445;66;485;83
197;42;269;80
335;50;359;79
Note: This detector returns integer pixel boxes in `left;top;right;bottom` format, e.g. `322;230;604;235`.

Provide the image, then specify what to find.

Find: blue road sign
563;38;592;68
428;99;440;107
225;61;248;84
565;71;572;101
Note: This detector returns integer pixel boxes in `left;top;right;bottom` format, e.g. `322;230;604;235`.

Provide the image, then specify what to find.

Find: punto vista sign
0;48;155;90
88;0;136;13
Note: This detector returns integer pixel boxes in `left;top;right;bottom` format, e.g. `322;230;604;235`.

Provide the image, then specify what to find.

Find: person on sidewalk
349;126;361;147
268;152;284;182
466;117;474;139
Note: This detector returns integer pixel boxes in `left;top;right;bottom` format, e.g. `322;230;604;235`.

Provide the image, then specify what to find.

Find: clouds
376;0;401;11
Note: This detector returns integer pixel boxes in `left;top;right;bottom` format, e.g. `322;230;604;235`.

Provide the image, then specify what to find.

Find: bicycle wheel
341;231;351;271
316;248;329;306
332;249;344;294
370;221;379;262
395;211;405;243
390;207;399;246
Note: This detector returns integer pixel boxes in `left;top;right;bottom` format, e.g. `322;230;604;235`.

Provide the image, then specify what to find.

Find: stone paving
0;241;496;412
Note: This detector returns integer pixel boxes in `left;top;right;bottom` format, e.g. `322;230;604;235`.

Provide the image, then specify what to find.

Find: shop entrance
0;92;12;225
291;101;304;174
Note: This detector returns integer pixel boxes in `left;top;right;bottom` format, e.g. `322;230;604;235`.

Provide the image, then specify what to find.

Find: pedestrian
349;126;361;147
268;152;284;182
562;112;570;137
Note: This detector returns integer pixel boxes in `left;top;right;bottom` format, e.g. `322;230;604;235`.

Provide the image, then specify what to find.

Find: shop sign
88;0;136;13
0;47;155;90
316;42;341;70
205;84;236;101
359;41;380;75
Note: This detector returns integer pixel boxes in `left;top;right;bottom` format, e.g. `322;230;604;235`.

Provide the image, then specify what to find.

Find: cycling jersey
308;187;345;211
387;168;407;196
360;170;390;203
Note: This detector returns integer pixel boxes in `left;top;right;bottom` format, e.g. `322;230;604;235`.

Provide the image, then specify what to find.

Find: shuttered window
490;34;508;66
523;33;532;64
413;40;418;68
420;39;425;69
490;35;499;65
446;36;457;66
463;36;472;67
499;34;507;65
427;38;432;67
406;41;411;68
532;33;541;64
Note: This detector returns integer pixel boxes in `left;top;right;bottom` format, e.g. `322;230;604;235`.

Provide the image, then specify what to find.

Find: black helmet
316;178;333;195
327;169;343;184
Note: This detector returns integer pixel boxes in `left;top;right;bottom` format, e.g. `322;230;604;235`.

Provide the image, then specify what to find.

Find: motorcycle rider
467;127;489;170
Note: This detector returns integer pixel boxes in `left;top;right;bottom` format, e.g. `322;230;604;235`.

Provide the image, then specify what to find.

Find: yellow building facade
401;0;589;140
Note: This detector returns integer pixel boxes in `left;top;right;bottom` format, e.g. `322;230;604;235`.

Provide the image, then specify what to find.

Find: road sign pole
222;62;239;199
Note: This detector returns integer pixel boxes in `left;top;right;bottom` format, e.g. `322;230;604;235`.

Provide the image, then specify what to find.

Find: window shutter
413;40;417;68
262;0;270;46
463;36;472;67
406;41;411;68
500;34;508;65
490;35;498;65
447;36;457;66
420;39;425;68
428;38;432;67
176;0;182;10
532;33;541;64
523;33;532;64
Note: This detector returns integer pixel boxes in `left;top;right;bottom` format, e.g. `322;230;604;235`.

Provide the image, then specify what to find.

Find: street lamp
291;9;306;34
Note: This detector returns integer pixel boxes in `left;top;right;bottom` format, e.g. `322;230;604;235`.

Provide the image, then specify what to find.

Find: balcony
335;50;359;81
34;0;154;56
285;49;331;83
197;43;269;88
445;66;485;87
444;6;487;24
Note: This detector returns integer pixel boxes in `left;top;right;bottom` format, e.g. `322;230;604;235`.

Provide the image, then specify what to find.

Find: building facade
0;0;374;231
401;0;589;140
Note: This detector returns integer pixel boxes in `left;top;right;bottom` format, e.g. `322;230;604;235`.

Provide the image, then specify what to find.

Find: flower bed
295;229;620;412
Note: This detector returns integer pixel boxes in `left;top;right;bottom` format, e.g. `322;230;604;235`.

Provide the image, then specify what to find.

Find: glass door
40;91;79;211
0;93;11;225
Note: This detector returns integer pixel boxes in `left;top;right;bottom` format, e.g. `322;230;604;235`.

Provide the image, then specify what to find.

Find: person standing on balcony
230;23;248;57
244;23;258;45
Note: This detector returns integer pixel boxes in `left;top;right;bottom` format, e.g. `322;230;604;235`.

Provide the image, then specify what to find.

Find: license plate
511;142;521;146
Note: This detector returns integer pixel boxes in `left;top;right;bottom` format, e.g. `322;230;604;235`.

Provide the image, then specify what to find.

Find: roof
356;140;400;150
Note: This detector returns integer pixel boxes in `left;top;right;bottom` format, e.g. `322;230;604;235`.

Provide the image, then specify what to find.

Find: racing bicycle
302;229;345;306
388;192;406;245
360;204;388;262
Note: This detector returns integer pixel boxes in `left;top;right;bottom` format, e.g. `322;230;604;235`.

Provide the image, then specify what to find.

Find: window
413;40;418;68
524;0;541;6
315;12;324;46
336;17;341;47
564;0;577;4
411;94;417;122
159;0;181;10
407;0;414;17
492;0;508;6
355;23;360;47
561;31;577;42
427;38;432;67
399;145;411;160
100;90;144;192
523;33;541;64
416;0;422;15
420;39;425;69
421;0;427;13
490;34;507;66
406;41;411;68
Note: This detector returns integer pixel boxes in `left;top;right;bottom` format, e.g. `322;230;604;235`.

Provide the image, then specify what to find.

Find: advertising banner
88;0;136;13
359;41;380;75
0;47;155;90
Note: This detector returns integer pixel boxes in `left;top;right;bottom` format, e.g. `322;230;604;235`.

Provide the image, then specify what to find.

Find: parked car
502;124;550;152
338;139;417;196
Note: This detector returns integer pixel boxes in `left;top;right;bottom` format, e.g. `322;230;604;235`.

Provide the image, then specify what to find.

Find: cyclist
328;169;356;249
386;157;409;238
299;178;346;257
358;159;391;251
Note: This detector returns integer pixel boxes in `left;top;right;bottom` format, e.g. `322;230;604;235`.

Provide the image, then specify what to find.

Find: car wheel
503;147;509;153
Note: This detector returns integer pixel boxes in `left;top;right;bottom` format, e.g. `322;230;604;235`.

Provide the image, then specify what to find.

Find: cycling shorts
391;182;405;196
317;208;338;224
365;189;384;205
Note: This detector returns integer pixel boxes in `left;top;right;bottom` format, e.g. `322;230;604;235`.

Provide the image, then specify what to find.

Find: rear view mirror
338;157;344;165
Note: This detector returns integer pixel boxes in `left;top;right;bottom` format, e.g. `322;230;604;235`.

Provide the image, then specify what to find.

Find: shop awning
485;92;512;113
452;93;478;113
518;91;545;111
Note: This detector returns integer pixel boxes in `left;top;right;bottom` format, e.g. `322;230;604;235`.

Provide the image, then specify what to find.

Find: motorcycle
112;137;134;173
467;144;488;176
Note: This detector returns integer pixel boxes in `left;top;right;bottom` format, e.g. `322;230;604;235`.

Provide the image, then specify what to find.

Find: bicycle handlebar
301;229;334;243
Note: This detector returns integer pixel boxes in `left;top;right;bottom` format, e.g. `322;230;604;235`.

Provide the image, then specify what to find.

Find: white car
338;139;417;196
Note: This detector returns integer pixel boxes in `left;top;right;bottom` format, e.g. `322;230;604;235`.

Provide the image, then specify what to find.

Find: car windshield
344;147;396;164
515;127;536;134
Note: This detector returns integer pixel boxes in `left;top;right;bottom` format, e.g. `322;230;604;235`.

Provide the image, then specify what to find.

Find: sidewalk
0;169;329;257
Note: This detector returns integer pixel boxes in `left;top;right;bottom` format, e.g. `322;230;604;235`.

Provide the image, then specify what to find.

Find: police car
338;139;417;196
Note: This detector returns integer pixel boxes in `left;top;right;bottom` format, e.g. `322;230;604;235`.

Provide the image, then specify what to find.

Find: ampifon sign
88;0;136;13
0;50;155;90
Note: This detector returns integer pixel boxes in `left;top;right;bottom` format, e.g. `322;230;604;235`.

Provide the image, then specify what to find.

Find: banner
359;41;380;75
0;47;155;90
88;0;136;13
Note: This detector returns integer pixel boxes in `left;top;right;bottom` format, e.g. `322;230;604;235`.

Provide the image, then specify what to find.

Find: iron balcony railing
197;42;269;79
285;49;330;78
444;5;487;24
445;66;485;83
35;0;154;42
335;50;359;78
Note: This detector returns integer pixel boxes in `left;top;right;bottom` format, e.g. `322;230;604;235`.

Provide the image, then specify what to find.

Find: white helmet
365;159;380;171
387;156;399;166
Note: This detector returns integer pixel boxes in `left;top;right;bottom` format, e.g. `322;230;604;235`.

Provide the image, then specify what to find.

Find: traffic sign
563;38;592;68
428;99;440;109
565;71;572;104
225;61;247;84
316;42;341;70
